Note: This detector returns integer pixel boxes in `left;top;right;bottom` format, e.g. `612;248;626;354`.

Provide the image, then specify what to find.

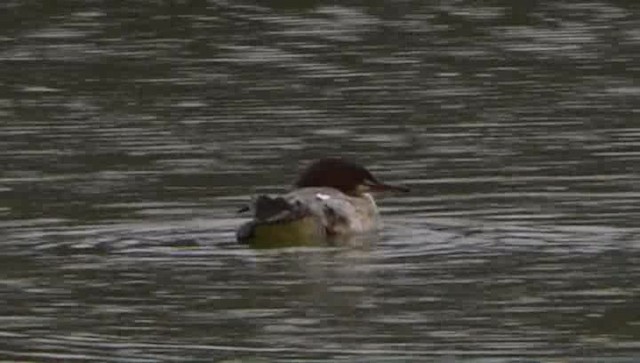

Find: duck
236;158;409;248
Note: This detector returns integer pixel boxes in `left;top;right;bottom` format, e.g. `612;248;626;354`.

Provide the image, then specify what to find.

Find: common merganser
237;158;409;248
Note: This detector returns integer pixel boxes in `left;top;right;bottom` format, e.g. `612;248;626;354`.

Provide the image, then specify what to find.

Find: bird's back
237;187;380;247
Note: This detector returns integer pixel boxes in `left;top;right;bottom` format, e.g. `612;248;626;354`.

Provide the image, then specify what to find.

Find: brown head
294;158;409;196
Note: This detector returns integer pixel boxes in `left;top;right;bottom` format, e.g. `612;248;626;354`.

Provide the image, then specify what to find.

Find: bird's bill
363;180;410;193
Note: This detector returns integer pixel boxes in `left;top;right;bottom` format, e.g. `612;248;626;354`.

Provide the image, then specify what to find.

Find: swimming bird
237;158;409;248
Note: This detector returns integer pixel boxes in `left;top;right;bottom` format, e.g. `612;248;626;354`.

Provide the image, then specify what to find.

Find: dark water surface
1;0;639;361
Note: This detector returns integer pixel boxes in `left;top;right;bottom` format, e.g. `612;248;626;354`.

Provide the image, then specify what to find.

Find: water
1;0;639;361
